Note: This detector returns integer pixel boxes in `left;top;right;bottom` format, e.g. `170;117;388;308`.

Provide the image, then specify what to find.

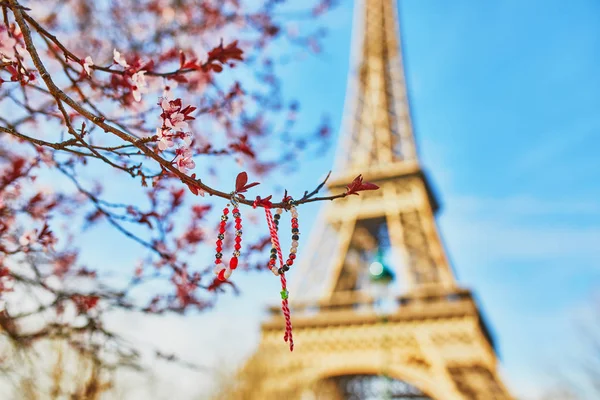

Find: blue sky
58;0;600;398
394;0;600;396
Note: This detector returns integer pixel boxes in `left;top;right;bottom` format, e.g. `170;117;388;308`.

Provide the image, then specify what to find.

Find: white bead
291;241;298;248
290;248;297;253
276;208;283;215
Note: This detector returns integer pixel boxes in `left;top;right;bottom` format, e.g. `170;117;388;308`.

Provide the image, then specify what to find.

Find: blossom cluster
83;49;152;103
0;263;13;306
0;25;21;63
0;24;35;85
156;97;197;173
0;0;337;375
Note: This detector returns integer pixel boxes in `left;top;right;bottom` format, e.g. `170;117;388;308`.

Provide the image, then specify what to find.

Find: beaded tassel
214;201;243;282
264;204;297;351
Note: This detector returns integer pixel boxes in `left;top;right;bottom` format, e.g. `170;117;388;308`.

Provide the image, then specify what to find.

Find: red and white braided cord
264;207;294;351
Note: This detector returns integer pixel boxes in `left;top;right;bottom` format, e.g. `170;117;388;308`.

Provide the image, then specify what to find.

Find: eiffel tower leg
449;364;514;400
415;328;465;399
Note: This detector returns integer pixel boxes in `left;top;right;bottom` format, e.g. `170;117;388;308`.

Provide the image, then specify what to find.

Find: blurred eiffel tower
232;0;514;398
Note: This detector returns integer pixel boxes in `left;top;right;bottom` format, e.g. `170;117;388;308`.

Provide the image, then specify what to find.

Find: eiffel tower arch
234;0;514;398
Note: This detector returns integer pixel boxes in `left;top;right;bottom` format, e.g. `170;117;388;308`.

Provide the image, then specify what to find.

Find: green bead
280;290;289;300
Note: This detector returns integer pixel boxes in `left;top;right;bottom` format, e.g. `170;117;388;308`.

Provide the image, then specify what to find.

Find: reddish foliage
229;134;257;158
203;40;244;73
71;294;100;314
234;171;260;195
253;195;273;208
345;174;379;196
0;0;362;374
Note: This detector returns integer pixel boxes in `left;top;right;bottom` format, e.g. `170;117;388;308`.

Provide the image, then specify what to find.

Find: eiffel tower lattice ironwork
231;0;514;398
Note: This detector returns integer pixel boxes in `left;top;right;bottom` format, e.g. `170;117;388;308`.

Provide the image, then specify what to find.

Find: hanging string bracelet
263;200;298;351
214;193;243;282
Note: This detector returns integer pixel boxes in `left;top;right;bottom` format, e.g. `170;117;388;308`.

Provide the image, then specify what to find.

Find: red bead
268;259;275;266
219;227;226;234
216;246;222;252
216;239;223;246
235;237;242;243
217;269;226;281
234;243;241;250
220;220;226;226
223;208;229;214
235;217;242;222
235;224;242;230
232;208;239;213
287;259;293;265
291;218;298;223
215;259;222;264
292;224;299;229
230;257;238;270
289;253;296;260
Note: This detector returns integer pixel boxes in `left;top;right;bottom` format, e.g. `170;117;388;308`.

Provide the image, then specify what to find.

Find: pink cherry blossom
131;70;148;102
113;49;130;68
162;80;178;98
19;229;38;246
160;97;179;112
39;149;56;167
174;148;195;173
182;132;193;147
0;29;17;62
83;56;93;76
156;128;174;151
165;112;188;131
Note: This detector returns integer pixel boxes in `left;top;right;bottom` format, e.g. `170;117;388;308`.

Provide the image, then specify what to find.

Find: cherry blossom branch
7;0;368;211
0;0;345;387
21;9;242;79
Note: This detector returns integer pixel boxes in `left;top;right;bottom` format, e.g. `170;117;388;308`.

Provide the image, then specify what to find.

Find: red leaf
229;134;256;158
71;294;100;314
235;171;260;194
282;189;293;203
140;60;155;72
207;64;223;73
181;105;196;115
207;40;244;64
345;175;379;196
188;185;199;195
203;40;244;74
138;214;153;229
235;172;248;192
253;195;273;208
168;74;188;83
183;59;200;69
186;173;201;196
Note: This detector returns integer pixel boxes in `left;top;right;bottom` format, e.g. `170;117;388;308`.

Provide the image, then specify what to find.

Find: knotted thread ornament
214;194;243;281
262;203;298;352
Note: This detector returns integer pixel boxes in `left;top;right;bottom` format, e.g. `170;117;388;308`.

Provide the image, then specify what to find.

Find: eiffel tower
232;0;513;398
